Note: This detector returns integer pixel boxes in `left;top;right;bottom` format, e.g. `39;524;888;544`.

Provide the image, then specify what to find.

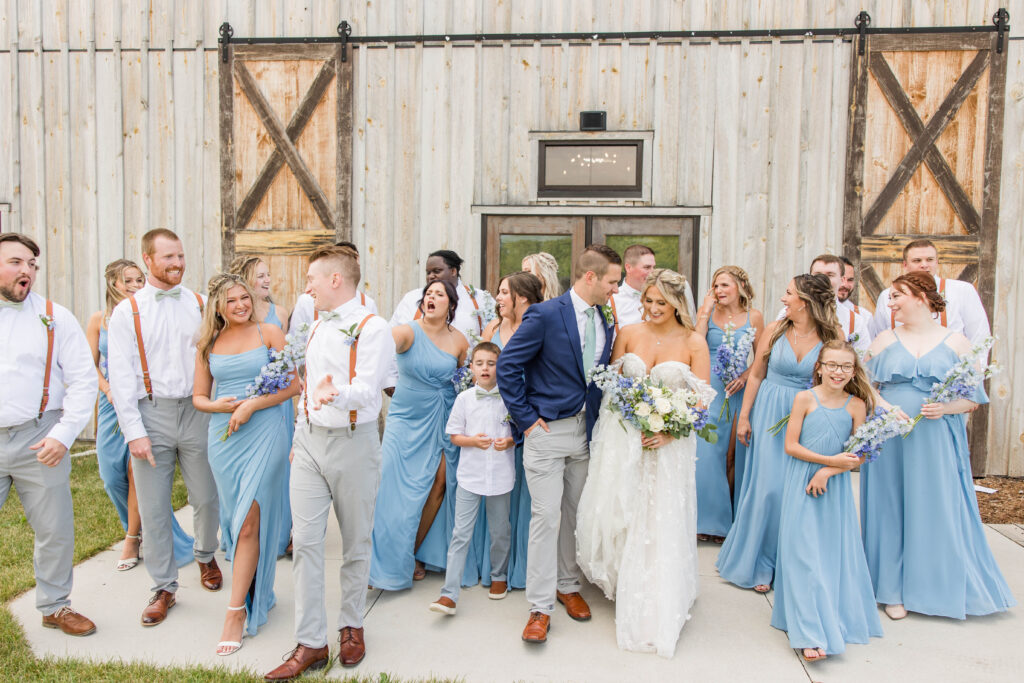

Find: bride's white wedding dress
577;353;715;658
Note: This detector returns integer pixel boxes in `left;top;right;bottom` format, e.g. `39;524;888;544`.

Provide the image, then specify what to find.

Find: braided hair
763;273;841;362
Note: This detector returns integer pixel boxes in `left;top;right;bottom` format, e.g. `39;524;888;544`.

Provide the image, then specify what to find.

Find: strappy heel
216;604;247;656
115;534;141;572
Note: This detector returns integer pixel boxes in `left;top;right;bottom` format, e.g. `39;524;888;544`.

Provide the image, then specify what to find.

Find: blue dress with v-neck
862;334;1014;618
716;335;821;589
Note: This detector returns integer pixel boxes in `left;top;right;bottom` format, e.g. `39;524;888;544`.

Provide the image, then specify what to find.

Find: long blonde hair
522;252;561;301
812;340;876;414
763;273;840;362
710;265;755;311
196;273;257;365
227;255;272;303
642;268;694;330
104;259;144;313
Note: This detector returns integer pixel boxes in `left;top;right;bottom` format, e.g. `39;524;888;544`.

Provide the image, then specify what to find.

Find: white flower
670;392;690;411
635;402;652;417
648;414;665;431
654;397;673;414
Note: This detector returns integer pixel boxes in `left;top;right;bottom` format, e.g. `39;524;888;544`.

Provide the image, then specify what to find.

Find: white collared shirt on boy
106;283;205;442
612;279;696;328
301;296;394;429
0;292;97;446
291;290;378;332
445;385;514;496
868;275;991;345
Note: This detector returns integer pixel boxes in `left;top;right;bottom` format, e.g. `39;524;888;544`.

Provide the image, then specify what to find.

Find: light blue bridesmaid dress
264;302;283;329
96;327;194;567
257;301;294;555
370;322;463;590
862;333;1014;618
206;330;292;635
494;327;529;589
696;317;751;537
771;390;883;655
716;335;820;589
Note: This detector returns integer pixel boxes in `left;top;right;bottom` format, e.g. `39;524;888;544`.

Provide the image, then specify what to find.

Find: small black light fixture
579;111;607;131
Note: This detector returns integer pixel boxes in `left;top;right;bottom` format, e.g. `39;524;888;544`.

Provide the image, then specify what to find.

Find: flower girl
770;341;883;662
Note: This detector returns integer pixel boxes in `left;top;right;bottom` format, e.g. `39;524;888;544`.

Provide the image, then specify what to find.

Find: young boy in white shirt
430;342;515;615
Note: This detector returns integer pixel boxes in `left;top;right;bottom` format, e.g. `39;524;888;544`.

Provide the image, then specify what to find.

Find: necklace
790;325;814;338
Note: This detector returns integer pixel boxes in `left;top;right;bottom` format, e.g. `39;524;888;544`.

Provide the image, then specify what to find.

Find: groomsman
290;241;377;332
611;244;695;327
838;256;873;336
868;239;991;344
265;246;394;679
0;234;98;636
107;229;221;626
498;244;620;644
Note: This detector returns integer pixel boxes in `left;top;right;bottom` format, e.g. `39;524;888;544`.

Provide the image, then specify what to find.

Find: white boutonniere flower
39;314;55;330
601;304;616;327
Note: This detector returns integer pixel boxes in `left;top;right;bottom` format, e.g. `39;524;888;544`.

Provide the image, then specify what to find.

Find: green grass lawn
1;448;438;682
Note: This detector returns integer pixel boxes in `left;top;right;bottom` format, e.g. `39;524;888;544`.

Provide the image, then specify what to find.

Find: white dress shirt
106;284;205;442
445;386;514;496
291;290;377;332
569;286;606;362
301;296;394;429
868;275;991;345
612;279;696;328
389;278;495;344
0;292;98;447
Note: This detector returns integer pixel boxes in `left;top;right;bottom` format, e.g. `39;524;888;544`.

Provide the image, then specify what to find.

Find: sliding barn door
219;43;353;309
842;32;1007;473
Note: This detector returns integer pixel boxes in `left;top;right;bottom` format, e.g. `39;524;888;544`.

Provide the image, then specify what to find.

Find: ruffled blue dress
96;327;194;567
370;322;463;590
862;334;1014;618
207;335;293;635
716;335;820;588
771;390;883;654
696;317;751;537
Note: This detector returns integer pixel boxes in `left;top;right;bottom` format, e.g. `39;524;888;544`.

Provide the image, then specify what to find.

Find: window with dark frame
538;140;643;198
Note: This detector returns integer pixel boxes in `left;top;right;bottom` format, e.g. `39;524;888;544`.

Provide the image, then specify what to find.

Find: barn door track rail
217;9;1011;64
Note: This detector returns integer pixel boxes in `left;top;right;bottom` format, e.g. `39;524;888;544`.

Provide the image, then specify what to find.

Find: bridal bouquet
589;365;718;443
711;324;756;420
906;336;998;432
218;324;308;440
843;406;913;462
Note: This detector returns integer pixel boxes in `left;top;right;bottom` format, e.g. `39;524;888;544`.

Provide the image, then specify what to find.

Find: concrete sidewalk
10;500;1024;682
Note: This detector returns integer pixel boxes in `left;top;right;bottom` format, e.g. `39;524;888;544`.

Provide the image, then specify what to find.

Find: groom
497;244;621;643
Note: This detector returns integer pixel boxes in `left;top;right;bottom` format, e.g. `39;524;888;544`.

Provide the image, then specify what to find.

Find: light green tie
154;288;182;301
583;307;597;370
0;300;24;311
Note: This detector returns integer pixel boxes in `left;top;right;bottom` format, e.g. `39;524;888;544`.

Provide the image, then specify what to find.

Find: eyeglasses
821;361;855;373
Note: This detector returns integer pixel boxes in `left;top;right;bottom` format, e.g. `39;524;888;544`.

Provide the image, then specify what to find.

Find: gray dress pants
523;411;590;614
290;422;381;648
133;397;218;594
0;411;74;615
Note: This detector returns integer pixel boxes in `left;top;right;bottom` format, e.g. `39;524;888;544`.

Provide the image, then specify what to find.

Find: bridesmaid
85;259;194;572
772;341;882;661
862;271;1014;620
193;274;298;655
521;252;561;301
716;274;840;592
228;255;290;332
693;266;764;542
482;271;543;589
370;280;469;589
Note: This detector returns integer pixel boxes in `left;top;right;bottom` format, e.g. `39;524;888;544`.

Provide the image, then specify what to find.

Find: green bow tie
476;387;501;399
154;288;182;301
0;300;24;311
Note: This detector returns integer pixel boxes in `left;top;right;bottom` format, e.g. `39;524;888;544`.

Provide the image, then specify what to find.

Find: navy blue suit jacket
496;290;615;441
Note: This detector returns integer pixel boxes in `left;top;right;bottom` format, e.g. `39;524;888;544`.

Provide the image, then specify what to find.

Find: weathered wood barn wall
1;0;1022;474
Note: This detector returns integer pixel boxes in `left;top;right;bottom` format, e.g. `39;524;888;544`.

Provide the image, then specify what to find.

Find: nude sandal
115;534;141;572
216;604;246;656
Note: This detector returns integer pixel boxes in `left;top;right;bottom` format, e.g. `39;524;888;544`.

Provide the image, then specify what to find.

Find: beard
0;281;30;302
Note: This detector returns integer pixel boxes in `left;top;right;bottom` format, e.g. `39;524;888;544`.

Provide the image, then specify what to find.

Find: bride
577;268;713;658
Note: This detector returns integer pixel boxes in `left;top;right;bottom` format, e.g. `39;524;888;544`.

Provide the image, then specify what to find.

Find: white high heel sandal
216;604;247;656
115;534;141;572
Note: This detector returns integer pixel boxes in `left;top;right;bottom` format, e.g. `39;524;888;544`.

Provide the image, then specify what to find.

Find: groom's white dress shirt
301;297;393;429
0;292;97;447
569;287;606;360
106;283;205;442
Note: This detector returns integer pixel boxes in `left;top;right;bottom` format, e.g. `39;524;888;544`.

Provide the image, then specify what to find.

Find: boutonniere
601;304;616;327
466;284;477;299
339;322;365;346
502;413;512;425
39;314;55;330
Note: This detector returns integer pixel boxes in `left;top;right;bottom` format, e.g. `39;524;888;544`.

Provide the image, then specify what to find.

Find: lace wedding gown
577;353;715;658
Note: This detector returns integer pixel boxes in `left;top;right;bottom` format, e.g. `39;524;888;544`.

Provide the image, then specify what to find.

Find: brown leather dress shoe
198;558;223;592
141;590;176;627
42;606;96;636
522;611;550;643
338;626;366;667
264;644;330;681
557;591;592;621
